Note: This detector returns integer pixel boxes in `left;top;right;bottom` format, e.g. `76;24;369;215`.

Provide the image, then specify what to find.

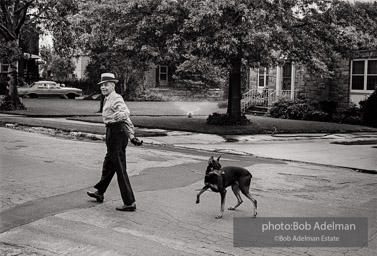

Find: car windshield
32;82;57;87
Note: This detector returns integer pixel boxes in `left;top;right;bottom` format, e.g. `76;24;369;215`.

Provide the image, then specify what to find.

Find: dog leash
140;143;203;175
139;143;218;193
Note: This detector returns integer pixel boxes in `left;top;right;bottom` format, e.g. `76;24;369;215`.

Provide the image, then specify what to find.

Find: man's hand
131;137;143;146
114;111;125;121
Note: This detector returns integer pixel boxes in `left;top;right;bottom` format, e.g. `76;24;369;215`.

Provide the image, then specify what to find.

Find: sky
39;33;53;48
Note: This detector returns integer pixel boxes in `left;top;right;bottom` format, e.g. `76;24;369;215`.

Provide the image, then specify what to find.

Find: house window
0;61;9;73
257;68;269;88
159;65;168;86
367;60;377;90
351;59;377;91
282;63;292;91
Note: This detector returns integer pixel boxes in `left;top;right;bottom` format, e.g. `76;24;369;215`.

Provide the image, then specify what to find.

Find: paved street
1;127;376;255
145;132;377;172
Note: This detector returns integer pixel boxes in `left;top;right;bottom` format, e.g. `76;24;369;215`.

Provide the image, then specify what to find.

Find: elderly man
87;73;142;211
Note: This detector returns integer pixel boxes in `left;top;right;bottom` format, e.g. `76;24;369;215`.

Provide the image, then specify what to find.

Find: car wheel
29;94;38;98
66;93;76;99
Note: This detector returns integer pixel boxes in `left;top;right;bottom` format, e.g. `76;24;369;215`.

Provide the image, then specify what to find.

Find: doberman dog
196;156;257;219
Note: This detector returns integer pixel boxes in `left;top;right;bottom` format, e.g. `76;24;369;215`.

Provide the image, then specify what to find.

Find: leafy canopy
70;0;377;77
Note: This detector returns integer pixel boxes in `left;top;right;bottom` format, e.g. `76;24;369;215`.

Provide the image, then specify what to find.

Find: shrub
342;115;363;125
0;95;27;110
285;102;312;120
217;101;228;109
307;111;331;122
267;98;314;120
333;102;363;125
206;113;250;126
362;89;377;127
359;98;367;112
319;101;338;118
267;98;291;118
267;98;331;121
129;90;169;101
266;94;377;125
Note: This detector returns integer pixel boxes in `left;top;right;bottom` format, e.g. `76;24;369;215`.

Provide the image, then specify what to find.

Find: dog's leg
196;185;209;204
216;190;227;219
228;183;243;210
243;192;258;217
239;177;257;217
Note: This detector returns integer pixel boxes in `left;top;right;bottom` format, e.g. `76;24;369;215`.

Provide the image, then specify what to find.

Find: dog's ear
217;156;221;161
208;156;214;164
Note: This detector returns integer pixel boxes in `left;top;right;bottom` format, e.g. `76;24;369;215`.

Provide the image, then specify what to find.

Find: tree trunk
8;62;26;110
0;62;26;111
227;57;242;118
0;39;26;110
8;62;19;98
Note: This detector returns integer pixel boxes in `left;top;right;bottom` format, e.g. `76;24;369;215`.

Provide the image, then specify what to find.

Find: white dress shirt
102;91;135;139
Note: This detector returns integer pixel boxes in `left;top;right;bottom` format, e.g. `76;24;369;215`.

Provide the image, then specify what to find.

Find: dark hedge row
266;89;377;128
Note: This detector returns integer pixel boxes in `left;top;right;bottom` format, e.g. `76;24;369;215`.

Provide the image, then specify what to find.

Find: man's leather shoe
87;191;104;202
116;203;136;211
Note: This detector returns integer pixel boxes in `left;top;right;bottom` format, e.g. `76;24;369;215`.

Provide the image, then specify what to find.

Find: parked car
18;81;83;99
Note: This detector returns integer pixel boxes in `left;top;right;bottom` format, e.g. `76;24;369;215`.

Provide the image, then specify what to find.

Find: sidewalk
1;113;376;173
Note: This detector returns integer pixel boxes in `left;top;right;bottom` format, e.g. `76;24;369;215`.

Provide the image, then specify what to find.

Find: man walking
87;73;143;211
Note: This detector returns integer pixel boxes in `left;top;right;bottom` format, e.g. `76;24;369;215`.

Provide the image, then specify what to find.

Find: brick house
143;64;172;88
244;50;377;111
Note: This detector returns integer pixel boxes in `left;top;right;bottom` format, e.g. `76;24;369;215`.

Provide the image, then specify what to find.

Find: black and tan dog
196;156;257;219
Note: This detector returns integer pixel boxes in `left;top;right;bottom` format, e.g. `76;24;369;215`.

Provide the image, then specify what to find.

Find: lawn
14;98;224;117
2;98;377;135
72;115;377;135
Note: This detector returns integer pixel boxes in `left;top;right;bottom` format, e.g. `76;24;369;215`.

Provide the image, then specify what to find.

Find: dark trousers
94;123;135;205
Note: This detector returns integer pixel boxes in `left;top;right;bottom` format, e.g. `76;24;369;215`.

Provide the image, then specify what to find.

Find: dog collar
206;169;225;177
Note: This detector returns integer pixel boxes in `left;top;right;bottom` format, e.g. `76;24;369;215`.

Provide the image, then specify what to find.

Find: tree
40;45;75;81
179;0;377;118
174;56;227;91
69;0;151;96
39;45;52;78
0;0;78;110
68;0;377;119
49;55;75;80
117;0;377;119
0;0;33;110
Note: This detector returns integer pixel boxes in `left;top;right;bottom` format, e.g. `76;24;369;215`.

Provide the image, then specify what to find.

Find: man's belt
105;121;124;127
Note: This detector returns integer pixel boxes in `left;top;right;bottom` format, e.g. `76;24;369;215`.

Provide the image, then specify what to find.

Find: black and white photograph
1;0;376;255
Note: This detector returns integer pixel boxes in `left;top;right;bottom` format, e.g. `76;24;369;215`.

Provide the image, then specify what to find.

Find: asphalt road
0;128;376;255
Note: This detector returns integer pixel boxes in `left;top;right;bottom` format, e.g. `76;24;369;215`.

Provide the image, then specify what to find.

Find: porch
241;89;297;113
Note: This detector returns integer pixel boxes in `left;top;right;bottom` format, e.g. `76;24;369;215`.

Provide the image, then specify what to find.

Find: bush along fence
265;88;377;128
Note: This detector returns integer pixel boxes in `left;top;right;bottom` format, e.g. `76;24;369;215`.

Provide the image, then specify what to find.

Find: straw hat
98;73;119;85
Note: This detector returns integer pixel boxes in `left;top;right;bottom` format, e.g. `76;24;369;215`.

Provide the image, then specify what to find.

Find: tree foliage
69;0;152;94
4;0;372;116
90;0;375;118
39;45;75;80
0;0;78;110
